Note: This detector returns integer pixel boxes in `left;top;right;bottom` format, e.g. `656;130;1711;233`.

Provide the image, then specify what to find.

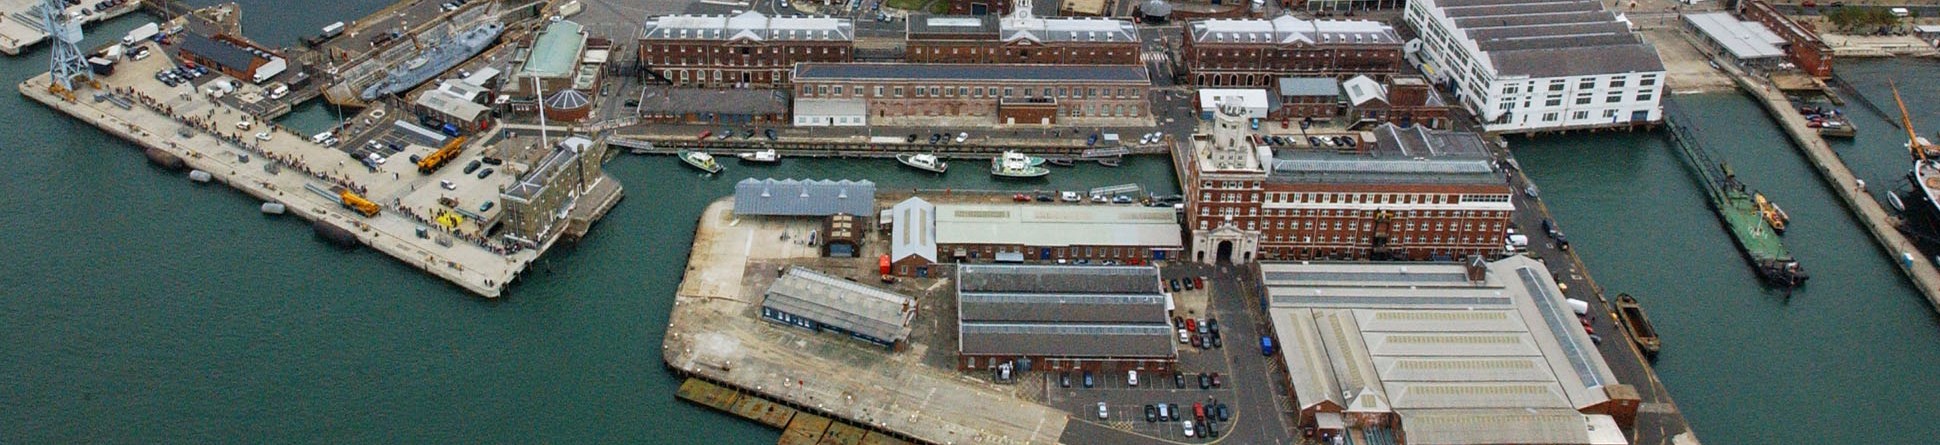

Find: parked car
1183;420;1196;438
1211;372;1222;388
1034;192;1054;202
1144;405;1157;423
1096;402;1108;419
478;201;493;212
955;132;969;143
1082;371;1094;388
440;180;456;190
1194;276;1205;289
1174;371;1185;388
1198;373;1210;389
1216;403;1230;421
1127;370;1138;387
1178;328;1189;344
1060;191;1081;202
476;167;493;179
765;129;778;141
1059;372;1071;388
1012;193;1030;202
463;160;482;174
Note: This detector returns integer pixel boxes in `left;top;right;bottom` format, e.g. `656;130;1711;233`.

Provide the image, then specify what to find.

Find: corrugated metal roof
892;197;938;263
415;89;489;122
1267;123;1498;186
1342;74;1385;106
1415;0;1664;77
795;63;1149;83
932;203;1182;249
1684;12;1786;61
732;178;877;216
637;88;788;116
1398;409;1592;445
956;264;1173;359
764;267;915;342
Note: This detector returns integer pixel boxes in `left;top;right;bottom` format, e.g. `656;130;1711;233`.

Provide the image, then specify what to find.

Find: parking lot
1036;266;1265;443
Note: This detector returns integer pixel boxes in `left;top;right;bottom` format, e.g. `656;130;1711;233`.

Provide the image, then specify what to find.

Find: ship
737;149;780;163
1890;80;1940;248
990;151;1049;178
1666;103;1807;288
678;150;723;174
1614;293;1661;357
896;153;947;173
359;21;504;100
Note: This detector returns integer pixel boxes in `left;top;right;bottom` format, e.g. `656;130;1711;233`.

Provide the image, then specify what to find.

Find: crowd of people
118;86;370;196
388;199;526;257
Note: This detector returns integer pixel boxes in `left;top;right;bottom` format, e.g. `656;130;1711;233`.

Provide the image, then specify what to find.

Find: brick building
1176;100;1513;263
1182;15;1402;87
1738;0;1833;78
905;14;1140;65
1342;75;1452;129
791;63;1151;126
1272;76;1343;120
637;11;853;87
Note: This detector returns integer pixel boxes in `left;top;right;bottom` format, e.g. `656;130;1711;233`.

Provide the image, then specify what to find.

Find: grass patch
884;0;927;11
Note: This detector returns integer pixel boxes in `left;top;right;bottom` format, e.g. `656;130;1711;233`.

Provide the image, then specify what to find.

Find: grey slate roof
1420;0;1664;77
956;264;1174;360
1268;123;1498;186
999;16;1138;44
907;14;998;38
1189;15;1398;46
959;323;1176;358
178;33;265;71
794;63;1149;83
959;292;1170;323
1488;45;1665;78
733;178;877;216
641;11;853;42
636;88;788;116
1278;77;1341;97
764;267;915;342
957;264;1165;294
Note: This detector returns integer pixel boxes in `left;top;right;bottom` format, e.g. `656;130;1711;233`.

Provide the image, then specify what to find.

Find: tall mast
1891;79;1926;161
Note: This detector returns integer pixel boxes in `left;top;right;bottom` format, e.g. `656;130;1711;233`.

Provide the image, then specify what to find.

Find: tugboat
737;149;780;164
678;149;723;174
1615;293;1661;357
1755;192;1790;235
991;151;1050;178
896;153;948;173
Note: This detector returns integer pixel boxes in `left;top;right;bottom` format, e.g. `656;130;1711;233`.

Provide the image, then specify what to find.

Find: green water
1514;89;1940;443
8;9;1940;444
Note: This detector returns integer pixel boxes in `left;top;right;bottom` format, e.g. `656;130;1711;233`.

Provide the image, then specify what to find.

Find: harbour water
6;8;1940;444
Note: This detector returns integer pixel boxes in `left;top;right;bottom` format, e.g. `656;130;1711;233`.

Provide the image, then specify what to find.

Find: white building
1196;88;1271;119
1402;0;1665;134
793;98;867;127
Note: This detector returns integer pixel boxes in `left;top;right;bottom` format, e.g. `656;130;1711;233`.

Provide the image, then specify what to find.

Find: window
1576;95;1592;105
1608;78;1626;88
1603;109;1618;118
1547;81;1565;92
1607;94;1622;103
894;87;903;97
1573;110;1589;120
1636;92;1654;102
1004;87;1014;97
817;86;828;96
1641;76;1657;86
874;86;883;97
1545;97;1562;107
1502;85;1519;95
833;86;843;95
1542;112;1558;122
1578;79;1593;90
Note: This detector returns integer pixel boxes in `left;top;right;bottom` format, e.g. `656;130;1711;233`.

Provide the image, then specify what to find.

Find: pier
1709;53;1940;312
0;0;139;56
19;49;542;297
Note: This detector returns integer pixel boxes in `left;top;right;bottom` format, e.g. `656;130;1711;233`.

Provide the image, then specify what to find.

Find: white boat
737;149;780;163
991;153;1050;178
678;150;723;174
1000;150;1048;166
897;153;948;173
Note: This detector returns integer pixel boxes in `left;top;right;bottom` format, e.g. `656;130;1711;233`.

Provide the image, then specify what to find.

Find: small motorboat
1096;157;1122;168
991;153;1050;178
678;149;723;174
737;149;780;163
1048;157;1075;167
897;153;948;173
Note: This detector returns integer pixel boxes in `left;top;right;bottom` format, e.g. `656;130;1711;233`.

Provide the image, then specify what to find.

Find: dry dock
664;199;1071;445
1707;53;1940;311
19;49;540;297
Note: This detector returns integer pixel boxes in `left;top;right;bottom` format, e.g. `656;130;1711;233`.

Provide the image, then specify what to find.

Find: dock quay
1708;52;1940;310
664;198;1073;445
609;135;1170;160
18;45;560;298
676;378;915;445
0;0;138;56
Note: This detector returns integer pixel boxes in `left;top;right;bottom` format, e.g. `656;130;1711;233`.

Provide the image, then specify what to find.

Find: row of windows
1191;49;1394;59
1501;74;1660;96
645;45;844;56
1257;234;1496;244
800;83;1142;100
1540;108;1635;122
911;47;1132;58
1198;219;1505;232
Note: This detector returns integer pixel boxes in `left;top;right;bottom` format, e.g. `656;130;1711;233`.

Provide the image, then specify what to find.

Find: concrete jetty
19;49;540;297
0;0;139;56
1710;55;1940;312
664;198;1072;445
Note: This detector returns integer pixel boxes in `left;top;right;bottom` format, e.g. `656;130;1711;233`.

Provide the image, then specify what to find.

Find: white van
1891;7;1910;17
